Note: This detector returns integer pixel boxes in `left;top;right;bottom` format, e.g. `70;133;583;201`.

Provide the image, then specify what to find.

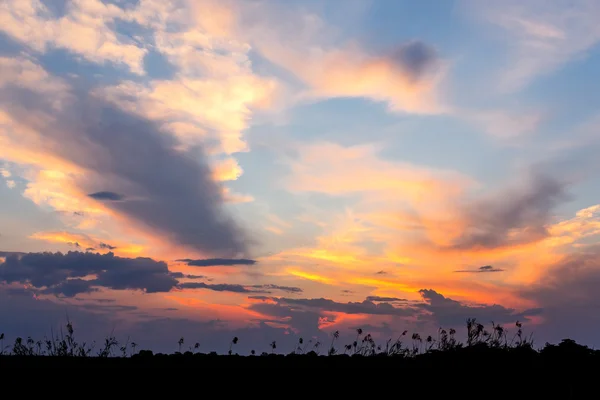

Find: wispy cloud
454;265;505;273
463;0;600;92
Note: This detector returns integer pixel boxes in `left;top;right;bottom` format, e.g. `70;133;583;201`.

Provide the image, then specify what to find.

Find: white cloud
0;0;147;74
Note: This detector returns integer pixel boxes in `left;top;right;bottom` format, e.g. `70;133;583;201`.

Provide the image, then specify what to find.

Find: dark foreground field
2;341;600;368
2;341;599;397
2;319;599;397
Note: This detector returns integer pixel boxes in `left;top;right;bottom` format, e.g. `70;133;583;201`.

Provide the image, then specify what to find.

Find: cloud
252;296;419;317
418;289;542;327
0;57;249;257
168;272;206;280
292;40;446;113
178;282;261;294
520;245;600;344
178;282;302;294
365;296;408;302
235;2;447;114
463;0;600;91
0;287;308;355
285;141;472;204
177;258;257;267
88;191;125;201
250;284;303;294
454;265;505;273
446;172;570;251
41;278;99;297
0;251;179;296
0;0;147;74
29;231;144;256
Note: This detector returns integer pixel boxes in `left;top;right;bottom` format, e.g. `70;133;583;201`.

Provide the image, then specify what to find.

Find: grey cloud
389;41;439;82
178;282;261;293
247;295;274;301
0;251;179;297
178;282;303;294
0;251;26;258
365;296;407;302
454;265;505;273
257;297;419;317
250;284;302;294
99;243;117;250
88;191;125;201
177;258;257;267
418;289;541;327
168;272;206;280
520;245;600;345
448;173;570;251
0;73;248;257
42;278;99;297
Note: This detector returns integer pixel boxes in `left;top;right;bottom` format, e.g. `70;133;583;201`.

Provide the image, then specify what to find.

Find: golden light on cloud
286;269;338;286
29;231;146;256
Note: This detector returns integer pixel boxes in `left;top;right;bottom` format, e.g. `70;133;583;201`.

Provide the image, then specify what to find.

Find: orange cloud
285;142;473;203
29;231;146;256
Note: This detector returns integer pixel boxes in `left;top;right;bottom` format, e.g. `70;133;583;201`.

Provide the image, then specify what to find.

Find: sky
1;0;600;355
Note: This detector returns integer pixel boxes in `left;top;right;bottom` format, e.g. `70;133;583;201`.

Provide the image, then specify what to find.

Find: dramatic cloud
87;191;125;201
447;173;570;251
0;58;248;257
0;251;179;296
454;265;505;273
177;258;257;267
418;289;542;327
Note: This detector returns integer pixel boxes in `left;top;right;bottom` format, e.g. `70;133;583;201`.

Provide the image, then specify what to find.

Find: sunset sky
1;0;600;354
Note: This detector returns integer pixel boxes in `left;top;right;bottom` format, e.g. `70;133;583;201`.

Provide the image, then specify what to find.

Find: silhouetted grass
1;317;599;380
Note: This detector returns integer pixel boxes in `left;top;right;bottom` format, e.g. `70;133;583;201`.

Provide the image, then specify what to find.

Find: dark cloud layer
418;289;541;327
448;173;570;251
454;265;505;273
177;258;257;267
179;282;261;293
179;282;302;294
0;251;179;297
0;251;298;298
87;191;125;201
251;297;418;317
365;296;407;302
0;72;248;257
